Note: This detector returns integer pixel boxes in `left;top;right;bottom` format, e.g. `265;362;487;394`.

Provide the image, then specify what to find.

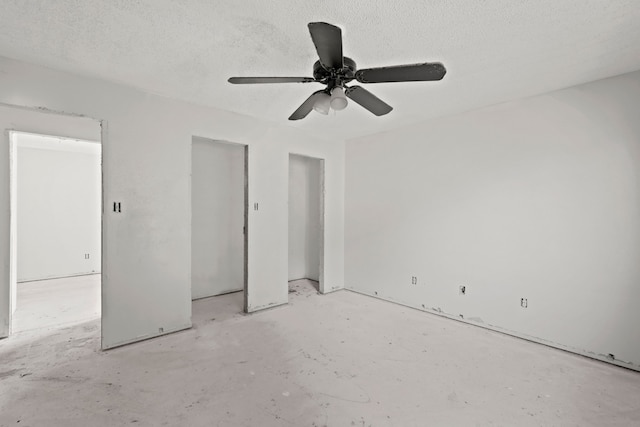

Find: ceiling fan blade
289;90;327;120
355;62;446;83
228;77;316;84
308;22;343;70
345;86;393;116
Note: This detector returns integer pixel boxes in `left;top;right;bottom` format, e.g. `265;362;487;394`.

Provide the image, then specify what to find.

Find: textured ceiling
1;0;639;141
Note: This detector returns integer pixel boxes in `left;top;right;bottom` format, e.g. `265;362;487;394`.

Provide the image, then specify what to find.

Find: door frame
287;153;326;294
5;124;102;339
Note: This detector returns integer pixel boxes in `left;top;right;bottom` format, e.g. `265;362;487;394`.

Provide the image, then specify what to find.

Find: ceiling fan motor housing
313;56;357;89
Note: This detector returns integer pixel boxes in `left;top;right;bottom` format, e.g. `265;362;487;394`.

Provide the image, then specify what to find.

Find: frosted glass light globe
313;92;331;115
330;87;348;111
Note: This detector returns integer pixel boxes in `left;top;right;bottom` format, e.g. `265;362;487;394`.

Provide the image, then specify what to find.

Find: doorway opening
9;131;102;334
288;153;325;297
190;137;248;320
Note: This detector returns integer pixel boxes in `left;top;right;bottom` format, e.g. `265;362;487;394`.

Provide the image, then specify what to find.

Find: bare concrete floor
12;274;101;333
1;278;639;426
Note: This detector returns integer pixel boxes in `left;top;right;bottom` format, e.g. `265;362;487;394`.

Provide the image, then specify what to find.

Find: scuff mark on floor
0;368;22;380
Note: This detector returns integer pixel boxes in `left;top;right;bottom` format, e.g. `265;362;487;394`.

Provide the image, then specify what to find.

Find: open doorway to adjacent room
190;137;248;321
9;131;102;334
288;153;325;297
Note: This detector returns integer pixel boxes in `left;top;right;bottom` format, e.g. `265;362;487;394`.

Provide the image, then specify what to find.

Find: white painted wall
0;55;345;348
191;138;244;299
345;71;640;371
288;154;321;282
16;134;101;282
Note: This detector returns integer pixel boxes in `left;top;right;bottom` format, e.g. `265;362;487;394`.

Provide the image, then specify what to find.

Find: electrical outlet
459;285;466;295
521;298;528;308
411;276;417;285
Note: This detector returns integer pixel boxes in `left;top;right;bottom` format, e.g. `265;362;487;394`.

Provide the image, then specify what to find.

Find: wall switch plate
521;298;528;308
411;276;417;285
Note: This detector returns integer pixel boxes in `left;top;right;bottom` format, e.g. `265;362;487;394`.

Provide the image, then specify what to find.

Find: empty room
1;1;639;426
11;131;102;334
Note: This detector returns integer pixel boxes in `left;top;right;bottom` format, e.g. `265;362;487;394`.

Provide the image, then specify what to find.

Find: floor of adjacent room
1;278;639;426
10;274;101;334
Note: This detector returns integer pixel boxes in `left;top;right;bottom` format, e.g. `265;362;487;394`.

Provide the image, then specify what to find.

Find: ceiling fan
228;22;447;120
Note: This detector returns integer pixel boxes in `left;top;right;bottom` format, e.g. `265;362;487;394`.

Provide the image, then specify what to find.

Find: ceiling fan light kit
329;87;348;111
228;22;446;120
313;92;331;115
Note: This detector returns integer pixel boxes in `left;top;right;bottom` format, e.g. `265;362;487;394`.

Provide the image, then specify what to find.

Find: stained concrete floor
1;278;639;426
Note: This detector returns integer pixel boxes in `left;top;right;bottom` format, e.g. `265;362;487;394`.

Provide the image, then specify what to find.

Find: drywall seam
0;101;98;120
